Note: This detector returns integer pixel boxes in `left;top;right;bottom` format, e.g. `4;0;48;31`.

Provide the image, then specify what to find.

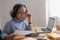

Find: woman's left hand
26;13;32;26
26;13;32;21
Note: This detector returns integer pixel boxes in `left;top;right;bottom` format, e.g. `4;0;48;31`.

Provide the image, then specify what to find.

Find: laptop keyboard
41;28;49;31
36;28;51;33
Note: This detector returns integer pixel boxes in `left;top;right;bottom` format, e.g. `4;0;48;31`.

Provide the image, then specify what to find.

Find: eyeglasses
17;12;26;15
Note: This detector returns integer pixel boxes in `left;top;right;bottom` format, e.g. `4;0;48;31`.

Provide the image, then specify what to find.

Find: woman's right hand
5;34;16;40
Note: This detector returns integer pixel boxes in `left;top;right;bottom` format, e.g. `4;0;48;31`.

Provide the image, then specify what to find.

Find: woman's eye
17;12;25;14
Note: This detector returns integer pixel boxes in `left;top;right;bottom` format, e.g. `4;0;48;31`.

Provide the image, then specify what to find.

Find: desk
5;26;39;40
14;26;49;40
5;26;49;40
13;35;40;40
47;33;60;40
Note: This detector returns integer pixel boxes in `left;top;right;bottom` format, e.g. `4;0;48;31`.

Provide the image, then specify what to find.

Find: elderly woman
2;3;32;39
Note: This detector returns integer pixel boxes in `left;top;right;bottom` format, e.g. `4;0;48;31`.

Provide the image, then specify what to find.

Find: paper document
51;33;60;37
38;34;47;39
13;30;32;35
22;37;36;40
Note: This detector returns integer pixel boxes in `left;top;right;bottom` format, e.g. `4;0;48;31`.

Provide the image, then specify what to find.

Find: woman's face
16;7;26;20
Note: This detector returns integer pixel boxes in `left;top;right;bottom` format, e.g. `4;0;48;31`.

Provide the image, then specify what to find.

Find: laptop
36;17;55;33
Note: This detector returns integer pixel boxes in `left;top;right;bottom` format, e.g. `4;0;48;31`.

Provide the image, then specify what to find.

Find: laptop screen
47;17;55;31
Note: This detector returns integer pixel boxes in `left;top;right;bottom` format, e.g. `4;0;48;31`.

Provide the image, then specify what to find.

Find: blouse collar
12;18;24;23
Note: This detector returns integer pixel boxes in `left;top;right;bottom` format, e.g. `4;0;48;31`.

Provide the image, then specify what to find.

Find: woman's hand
23;12;32;27
5;34;16;40
26;13;32;26
26;13;31;22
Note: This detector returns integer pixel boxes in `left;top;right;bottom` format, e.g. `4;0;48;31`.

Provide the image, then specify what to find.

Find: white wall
0;8;1;28
0;0;46;29
0;5;1;28
49;0;60;25
0;0;2;29
46;0;49;26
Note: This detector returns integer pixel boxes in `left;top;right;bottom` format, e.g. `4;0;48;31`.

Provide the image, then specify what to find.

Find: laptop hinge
47;28;51;32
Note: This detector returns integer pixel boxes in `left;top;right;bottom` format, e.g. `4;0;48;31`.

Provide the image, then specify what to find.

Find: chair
0;29;3;40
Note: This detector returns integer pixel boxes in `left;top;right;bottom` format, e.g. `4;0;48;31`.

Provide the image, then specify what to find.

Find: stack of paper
51;33;60;38
38;34;47;40
22;37;37;40
13;30;32;35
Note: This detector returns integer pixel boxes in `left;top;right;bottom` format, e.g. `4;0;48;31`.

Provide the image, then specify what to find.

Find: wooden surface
47;33;60;40
5;26;51;40
13;26;41;40
13;26;49;40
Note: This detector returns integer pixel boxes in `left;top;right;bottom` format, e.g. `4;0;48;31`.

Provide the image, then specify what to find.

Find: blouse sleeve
1;22;14;39
24;20;32;30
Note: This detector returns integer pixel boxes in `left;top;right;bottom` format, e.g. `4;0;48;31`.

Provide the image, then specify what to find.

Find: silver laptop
36;17;55;33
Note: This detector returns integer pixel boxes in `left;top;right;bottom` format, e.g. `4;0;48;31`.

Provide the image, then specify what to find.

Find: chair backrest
0;30;1;34
0;30;3;40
